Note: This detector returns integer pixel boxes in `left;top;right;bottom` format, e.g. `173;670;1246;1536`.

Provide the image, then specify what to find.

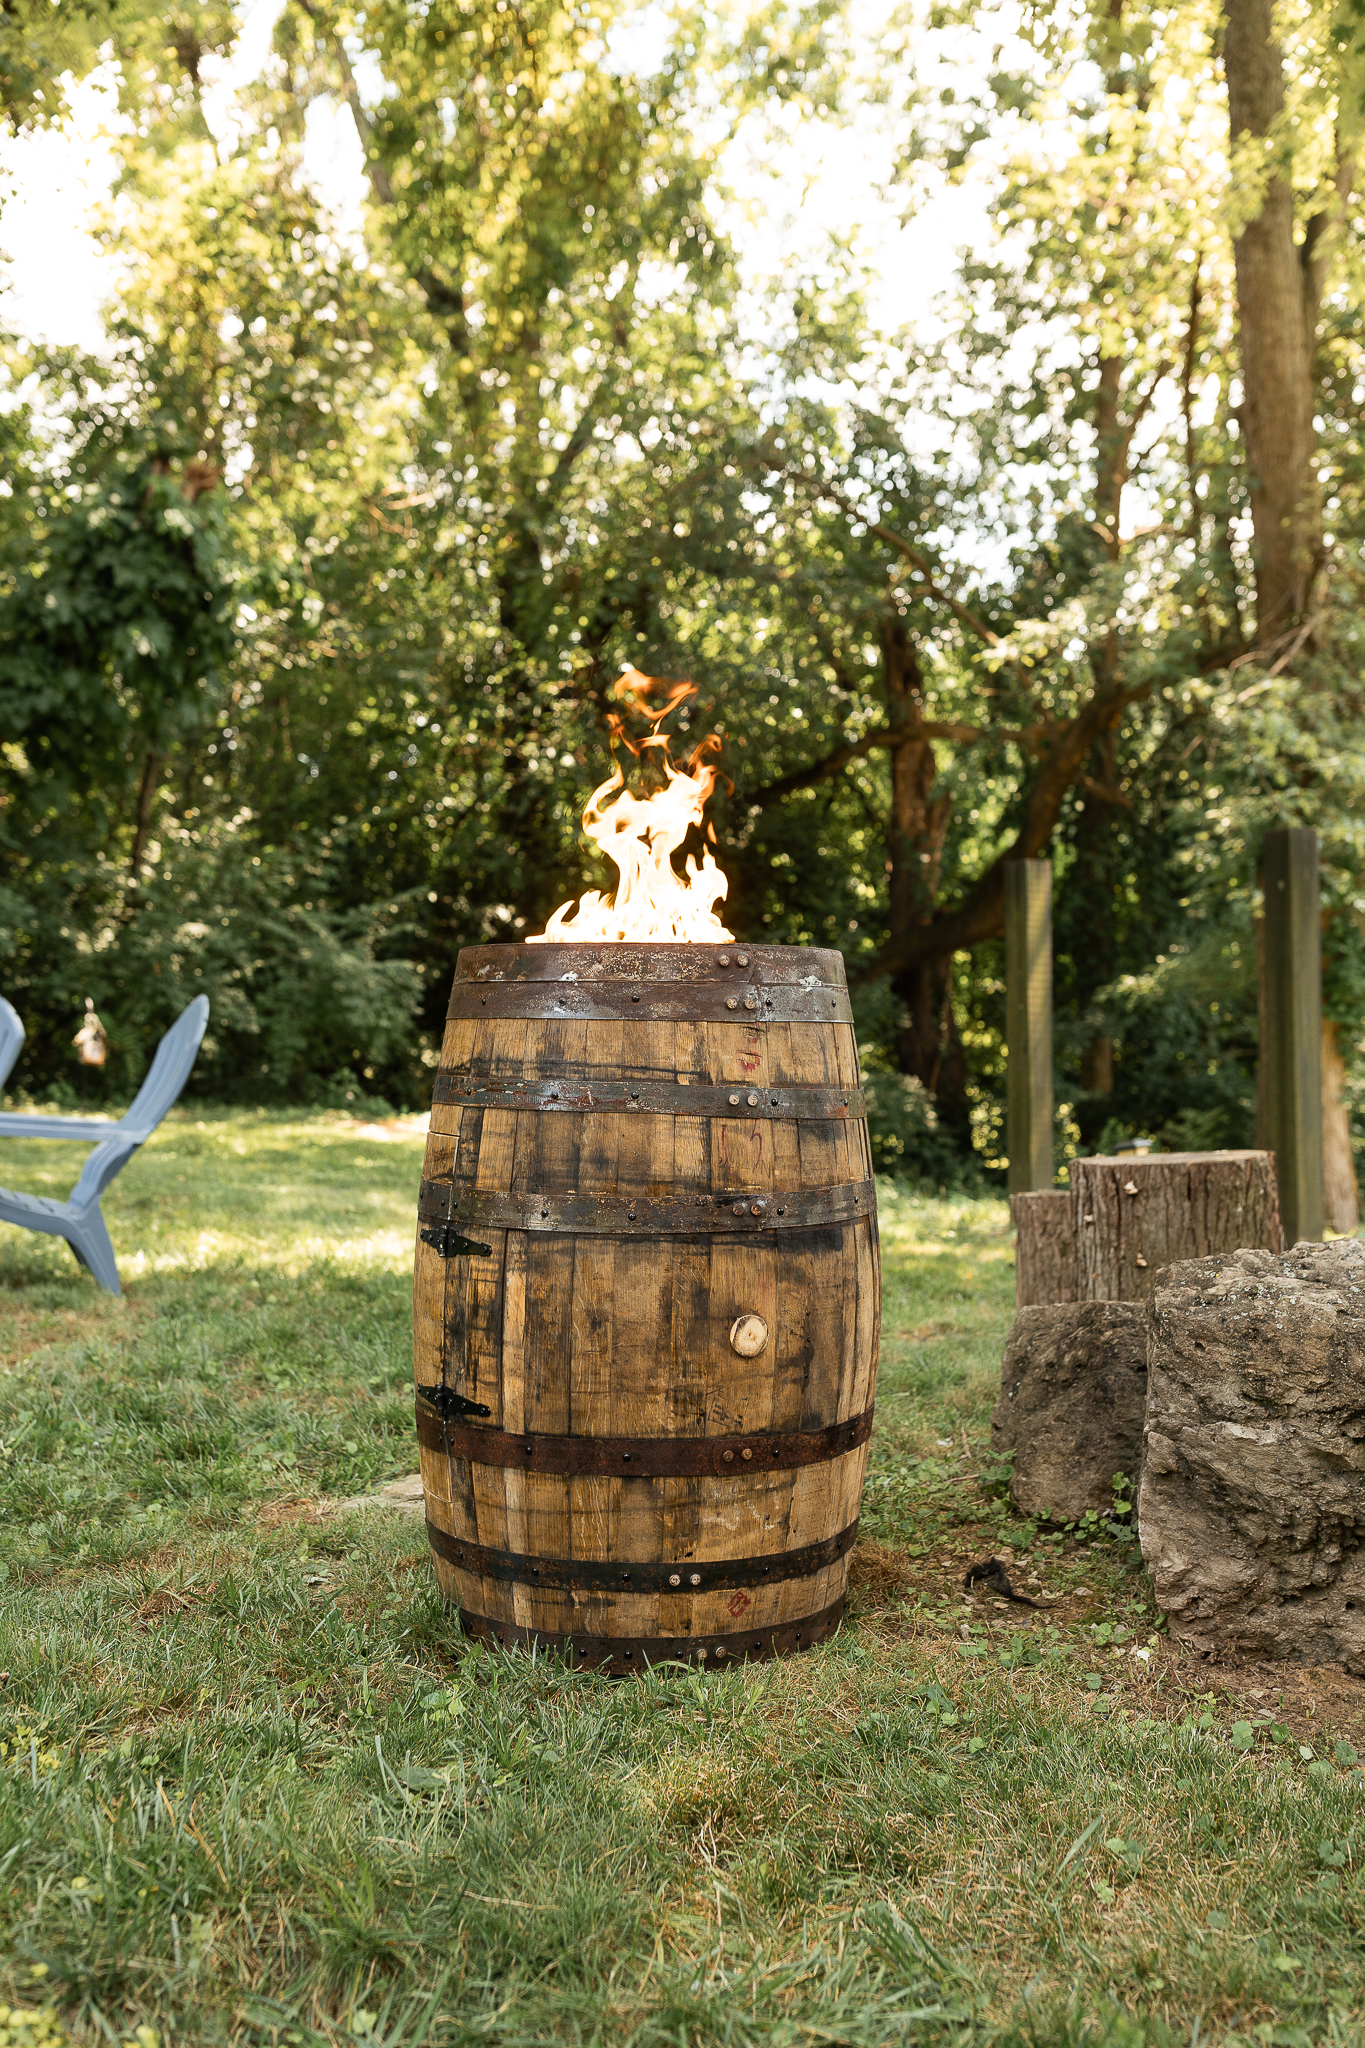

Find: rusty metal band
456;942;848;989
447;983;852;1025
416;1177;876;1237
424;1516;858;1592
452;1596;847;1674
430;1074;866;1120
415;1401;874;1474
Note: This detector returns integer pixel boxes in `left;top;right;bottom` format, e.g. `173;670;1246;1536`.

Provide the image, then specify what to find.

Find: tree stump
998;1151;1284;1518
1140;1240;1365;1672
1071;1151;1284;1303
1010;1190;1077;1306
991;1303;1146;1519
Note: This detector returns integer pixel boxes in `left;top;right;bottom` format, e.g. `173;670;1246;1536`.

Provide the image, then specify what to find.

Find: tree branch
850;678;1148;982
298;0;470;348
808;479;1004;649
738;714;1067;813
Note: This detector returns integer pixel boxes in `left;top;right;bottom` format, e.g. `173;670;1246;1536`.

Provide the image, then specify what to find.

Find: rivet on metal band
452;1596;847;1674
414;1401;875;1474
423;1517;858;1591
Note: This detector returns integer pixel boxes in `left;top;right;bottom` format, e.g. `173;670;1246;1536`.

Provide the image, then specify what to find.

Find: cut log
1010;1190;1077;1306
991;1302;1146;1519
1140;1239;1365;1672
1071;1151;1284;1302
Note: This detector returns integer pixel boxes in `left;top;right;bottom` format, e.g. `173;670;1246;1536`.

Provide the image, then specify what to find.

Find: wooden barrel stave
432;1019;865;1100
423;1221;874;1430
418;1231;876;1630
415;942;878;1664
429;1097;871;1195
419;1460;869;1642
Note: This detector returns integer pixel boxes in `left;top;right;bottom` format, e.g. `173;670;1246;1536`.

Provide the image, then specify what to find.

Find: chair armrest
0;1112;122;1142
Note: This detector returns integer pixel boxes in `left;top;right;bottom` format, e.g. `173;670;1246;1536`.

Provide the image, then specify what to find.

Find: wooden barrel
412;941;880;1673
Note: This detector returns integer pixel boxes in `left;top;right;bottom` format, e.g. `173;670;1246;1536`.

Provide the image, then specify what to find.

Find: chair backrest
0;997;25;1092
115;995;211;1139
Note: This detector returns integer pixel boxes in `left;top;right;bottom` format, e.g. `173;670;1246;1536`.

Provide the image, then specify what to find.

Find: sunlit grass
1;1114;1364;2046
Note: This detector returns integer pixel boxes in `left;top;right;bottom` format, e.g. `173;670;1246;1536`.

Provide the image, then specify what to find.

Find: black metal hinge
416;1383;492;1421
420;1222;493;1259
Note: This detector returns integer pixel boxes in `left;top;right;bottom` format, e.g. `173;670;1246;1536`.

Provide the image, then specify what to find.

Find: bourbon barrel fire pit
412;940;880;1672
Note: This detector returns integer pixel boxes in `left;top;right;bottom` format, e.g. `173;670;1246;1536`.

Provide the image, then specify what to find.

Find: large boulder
991;1302;1147;1519
1140;1239;1365;1672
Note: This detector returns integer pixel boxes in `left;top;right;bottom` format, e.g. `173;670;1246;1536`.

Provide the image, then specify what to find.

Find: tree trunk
1223;0;1320;640
1011;1190;1077;1306
879;609;969;1143
892;954;970;1147
1322;1019;1360;1234
127;748;159;892
1072;1150;1284;1301
1080;1037;1114;1093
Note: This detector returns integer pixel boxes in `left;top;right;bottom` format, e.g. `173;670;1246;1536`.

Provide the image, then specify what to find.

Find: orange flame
528;668;735;944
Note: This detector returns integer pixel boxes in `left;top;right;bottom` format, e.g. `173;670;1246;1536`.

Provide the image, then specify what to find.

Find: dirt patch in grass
257;1494;331;1529
854;1530;1365;1747
0;1297;147;1365
1116;1641;1365;1747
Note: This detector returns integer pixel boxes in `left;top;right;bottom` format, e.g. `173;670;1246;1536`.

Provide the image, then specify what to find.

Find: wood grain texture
1010;1190;1077;1306
1071;1150;1284;1302
413;941;880;1660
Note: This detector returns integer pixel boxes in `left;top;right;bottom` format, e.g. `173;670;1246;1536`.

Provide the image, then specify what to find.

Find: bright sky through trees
2;0;1362;1209
0;0;985;360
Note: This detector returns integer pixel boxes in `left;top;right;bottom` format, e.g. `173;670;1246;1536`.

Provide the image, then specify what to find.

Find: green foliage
1080;926;1260;1154
0;831;421;1106
0;461;238;832
0;0;237;132
2;0;1364;1172
861;1068;978;1189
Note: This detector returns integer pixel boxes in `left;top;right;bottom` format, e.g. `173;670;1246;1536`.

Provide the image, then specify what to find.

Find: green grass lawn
2;1112;1365;2047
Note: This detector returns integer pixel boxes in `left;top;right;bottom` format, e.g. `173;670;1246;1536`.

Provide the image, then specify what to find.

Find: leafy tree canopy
1;0;1363;1199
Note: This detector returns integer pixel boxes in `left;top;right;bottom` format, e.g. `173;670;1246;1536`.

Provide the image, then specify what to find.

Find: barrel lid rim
454;940;849;987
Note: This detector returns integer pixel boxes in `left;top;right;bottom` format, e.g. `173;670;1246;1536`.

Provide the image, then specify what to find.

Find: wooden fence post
1006;859;1053;1195
1261;827;1324;1245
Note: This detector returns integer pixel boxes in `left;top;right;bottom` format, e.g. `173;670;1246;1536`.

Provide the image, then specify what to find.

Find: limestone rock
1139;1238;1365;1672
991;1302;1147;1519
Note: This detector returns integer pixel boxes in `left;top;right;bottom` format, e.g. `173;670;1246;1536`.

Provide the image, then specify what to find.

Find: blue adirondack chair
0;997;24;1092
0;995;210;1294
